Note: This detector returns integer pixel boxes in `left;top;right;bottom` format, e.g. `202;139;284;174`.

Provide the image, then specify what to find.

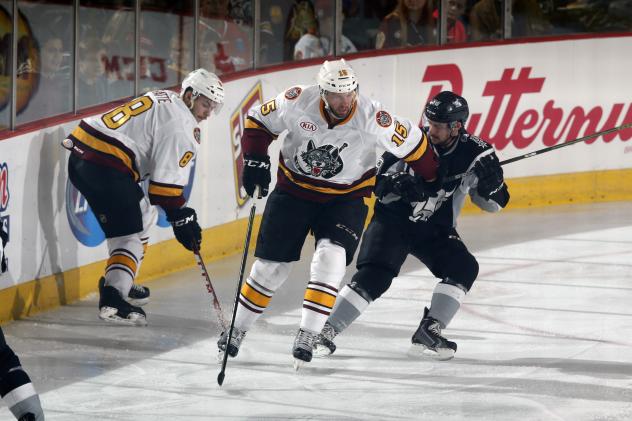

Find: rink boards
0;34;631;322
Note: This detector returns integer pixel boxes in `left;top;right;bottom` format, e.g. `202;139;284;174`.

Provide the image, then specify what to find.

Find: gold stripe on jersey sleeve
278;161;375;194
304;288;336;308
71;126;139;180
245;119;265;129
245;117;278;139
403;133;429;163
148;183;183;197
240;282;272;308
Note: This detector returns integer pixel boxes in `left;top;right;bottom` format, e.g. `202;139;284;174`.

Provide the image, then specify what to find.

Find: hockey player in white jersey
63;68;224;326
314;91;510;360
217;59;439;368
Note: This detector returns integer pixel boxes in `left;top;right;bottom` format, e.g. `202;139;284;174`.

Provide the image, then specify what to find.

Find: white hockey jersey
243;85;436;201
65;90;200;209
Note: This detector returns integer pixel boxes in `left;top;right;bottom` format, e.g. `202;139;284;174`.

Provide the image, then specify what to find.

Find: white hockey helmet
181;68;224;112
317;59;358;95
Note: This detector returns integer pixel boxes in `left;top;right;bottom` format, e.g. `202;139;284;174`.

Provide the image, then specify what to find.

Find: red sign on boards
421;64;632;150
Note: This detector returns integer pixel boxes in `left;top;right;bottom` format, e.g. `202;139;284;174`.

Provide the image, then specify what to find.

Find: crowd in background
0;0;631;131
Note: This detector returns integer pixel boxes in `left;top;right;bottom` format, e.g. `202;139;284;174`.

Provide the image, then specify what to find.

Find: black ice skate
98;283;147;326
313;322;338;357
217;327;246;359
293;328;317;370
410;307;457;361
126;283;150;306
99;277;150;306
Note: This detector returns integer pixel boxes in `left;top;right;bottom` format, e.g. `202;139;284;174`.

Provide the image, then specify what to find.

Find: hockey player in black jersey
314;91;510;360
0;328;44;420
1;220;44;420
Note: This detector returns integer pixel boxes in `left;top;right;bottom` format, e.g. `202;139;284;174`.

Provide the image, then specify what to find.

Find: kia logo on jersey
299;121;317;132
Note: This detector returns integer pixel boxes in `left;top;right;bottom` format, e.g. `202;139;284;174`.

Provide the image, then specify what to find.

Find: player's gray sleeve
469;189;504;212
463;160;504;213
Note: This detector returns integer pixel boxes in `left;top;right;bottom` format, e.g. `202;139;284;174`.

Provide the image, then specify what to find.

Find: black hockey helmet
424;91;469;127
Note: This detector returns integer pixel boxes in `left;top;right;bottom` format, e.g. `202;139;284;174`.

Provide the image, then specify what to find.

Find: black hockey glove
165;207;202;251
374;172;428;204
0;226;7;273
473;154;509;206
242;154;271;198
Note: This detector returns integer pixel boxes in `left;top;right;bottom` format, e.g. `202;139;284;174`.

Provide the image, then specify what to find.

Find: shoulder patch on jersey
375;110;392;128
193;128;201;144
179;151;194;168
467;134;490;149
285;86;302;100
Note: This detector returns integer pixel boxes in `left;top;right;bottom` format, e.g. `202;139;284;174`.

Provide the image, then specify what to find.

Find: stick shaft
445;122;632;183
218;196;258;386
192;243;228;330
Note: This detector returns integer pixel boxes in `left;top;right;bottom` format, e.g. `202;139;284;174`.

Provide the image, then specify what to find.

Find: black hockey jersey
377;129;508;228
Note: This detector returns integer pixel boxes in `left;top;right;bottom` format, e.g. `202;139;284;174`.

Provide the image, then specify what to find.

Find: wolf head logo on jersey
296;140;348;179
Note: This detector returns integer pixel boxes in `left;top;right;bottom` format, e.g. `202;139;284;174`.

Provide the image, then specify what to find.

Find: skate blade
312;344;334;358
409;344;455;361
125;297;150;307
99;307;148;327
293;358;306;371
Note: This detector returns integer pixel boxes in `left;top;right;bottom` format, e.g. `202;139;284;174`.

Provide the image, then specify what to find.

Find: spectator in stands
433;0;468;43
18;33;71;123
259;1;290;65
469;0;551;41
293;21;327;60
283;0;318;61
375;0;436;49
77;37;109;109
293;6;357;60
199;0;252;74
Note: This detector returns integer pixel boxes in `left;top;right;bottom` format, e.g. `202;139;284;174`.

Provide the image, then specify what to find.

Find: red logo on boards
230;82;264;207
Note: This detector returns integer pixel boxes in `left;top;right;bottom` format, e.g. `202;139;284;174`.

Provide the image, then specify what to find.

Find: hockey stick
444;122;632;183
217;187;260;386
192;241;229;330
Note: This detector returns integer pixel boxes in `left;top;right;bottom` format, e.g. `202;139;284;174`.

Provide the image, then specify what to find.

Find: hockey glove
374;172;428;204
242;154;271;198
165;207;202;251
473;154;509;207
0;226;7;273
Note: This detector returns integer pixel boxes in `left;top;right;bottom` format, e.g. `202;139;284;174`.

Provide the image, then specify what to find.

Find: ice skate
217;327;247;361
313;321;338;357
98;284;147;326
126;283;150;306
292;328;317;370
410;307;457;361
98;277;150;306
